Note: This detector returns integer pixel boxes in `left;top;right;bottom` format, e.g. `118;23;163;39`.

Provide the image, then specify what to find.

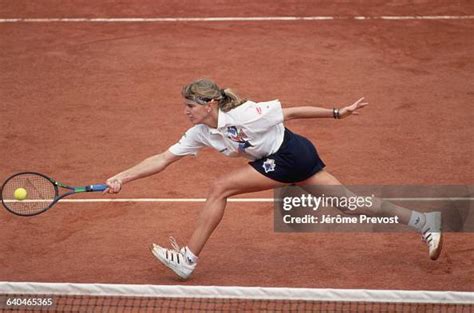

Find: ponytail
219;88;246;112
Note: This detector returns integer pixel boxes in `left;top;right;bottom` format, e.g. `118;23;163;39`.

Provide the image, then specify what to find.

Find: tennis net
0;282;473;312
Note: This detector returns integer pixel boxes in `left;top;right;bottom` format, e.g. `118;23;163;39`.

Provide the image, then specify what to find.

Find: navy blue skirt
249;128;325;183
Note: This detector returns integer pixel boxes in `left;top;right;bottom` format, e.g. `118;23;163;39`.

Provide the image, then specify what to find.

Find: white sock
408;211;426;231
184;247;199;264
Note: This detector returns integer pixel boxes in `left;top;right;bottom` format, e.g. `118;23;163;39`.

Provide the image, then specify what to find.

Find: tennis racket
1;172;107;217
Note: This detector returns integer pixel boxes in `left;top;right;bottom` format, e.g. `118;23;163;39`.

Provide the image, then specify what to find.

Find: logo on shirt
225;126;253;152
262;158;276;173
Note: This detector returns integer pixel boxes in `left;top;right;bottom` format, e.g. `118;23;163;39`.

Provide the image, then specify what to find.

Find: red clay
0;1;473;291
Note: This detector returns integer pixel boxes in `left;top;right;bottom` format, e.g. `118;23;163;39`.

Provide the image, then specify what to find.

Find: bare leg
295;169;443;260
187;166;286;255
296;169;413;225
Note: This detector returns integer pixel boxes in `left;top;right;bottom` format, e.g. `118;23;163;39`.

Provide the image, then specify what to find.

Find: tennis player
105;79;442;280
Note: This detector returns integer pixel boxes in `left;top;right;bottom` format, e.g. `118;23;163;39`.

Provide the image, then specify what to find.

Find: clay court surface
0;1;473;292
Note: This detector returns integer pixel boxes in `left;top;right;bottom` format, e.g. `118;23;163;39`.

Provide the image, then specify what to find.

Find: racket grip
86;184;109;192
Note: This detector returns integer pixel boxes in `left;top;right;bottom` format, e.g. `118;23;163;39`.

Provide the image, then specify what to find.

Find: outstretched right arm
105;150;182;193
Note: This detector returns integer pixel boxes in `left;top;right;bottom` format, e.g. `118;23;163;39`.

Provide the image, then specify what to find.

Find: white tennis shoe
150;237;196;280
422;212;443;260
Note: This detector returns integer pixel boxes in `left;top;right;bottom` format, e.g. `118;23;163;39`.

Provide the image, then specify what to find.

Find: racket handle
86;184;109;192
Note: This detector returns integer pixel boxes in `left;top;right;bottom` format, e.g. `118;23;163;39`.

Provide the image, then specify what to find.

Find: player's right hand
105;178;123;194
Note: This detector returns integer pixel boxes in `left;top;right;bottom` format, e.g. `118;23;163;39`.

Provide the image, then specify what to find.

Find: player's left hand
339;97;368;119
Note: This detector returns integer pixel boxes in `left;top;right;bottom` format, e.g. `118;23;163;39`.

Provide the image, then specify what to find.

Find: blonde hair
181;79;246;112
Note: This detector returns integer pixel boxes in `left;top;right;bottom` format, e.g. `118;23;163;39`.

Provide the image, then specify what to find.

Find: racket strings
24;177;54;200
1;173;57;215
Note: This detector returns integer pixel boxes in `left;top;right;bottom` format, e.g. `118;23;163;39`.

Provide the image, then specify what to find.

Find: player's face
184;99;212;125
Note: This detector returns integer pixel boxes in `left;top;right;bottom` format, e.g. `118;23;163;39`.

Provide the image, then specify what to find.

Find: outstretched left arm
283;97;368;121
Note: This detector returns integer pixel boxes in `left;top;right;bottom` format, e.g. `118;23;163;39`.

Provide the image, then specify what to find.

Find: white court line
0;16;474;23
2;197;473;203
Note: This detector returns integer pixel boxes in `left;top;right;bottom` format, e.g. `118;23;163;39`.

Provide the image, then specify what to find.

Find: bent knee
208;178;236;199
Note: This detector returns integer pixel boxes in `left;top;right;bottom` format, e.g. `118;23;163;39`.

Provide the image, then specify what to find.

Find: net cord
0;282;473;305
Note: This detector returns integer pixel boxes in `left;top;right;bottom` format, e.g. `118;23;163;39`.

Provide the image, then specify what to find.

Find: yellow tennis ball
14;188;27;201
